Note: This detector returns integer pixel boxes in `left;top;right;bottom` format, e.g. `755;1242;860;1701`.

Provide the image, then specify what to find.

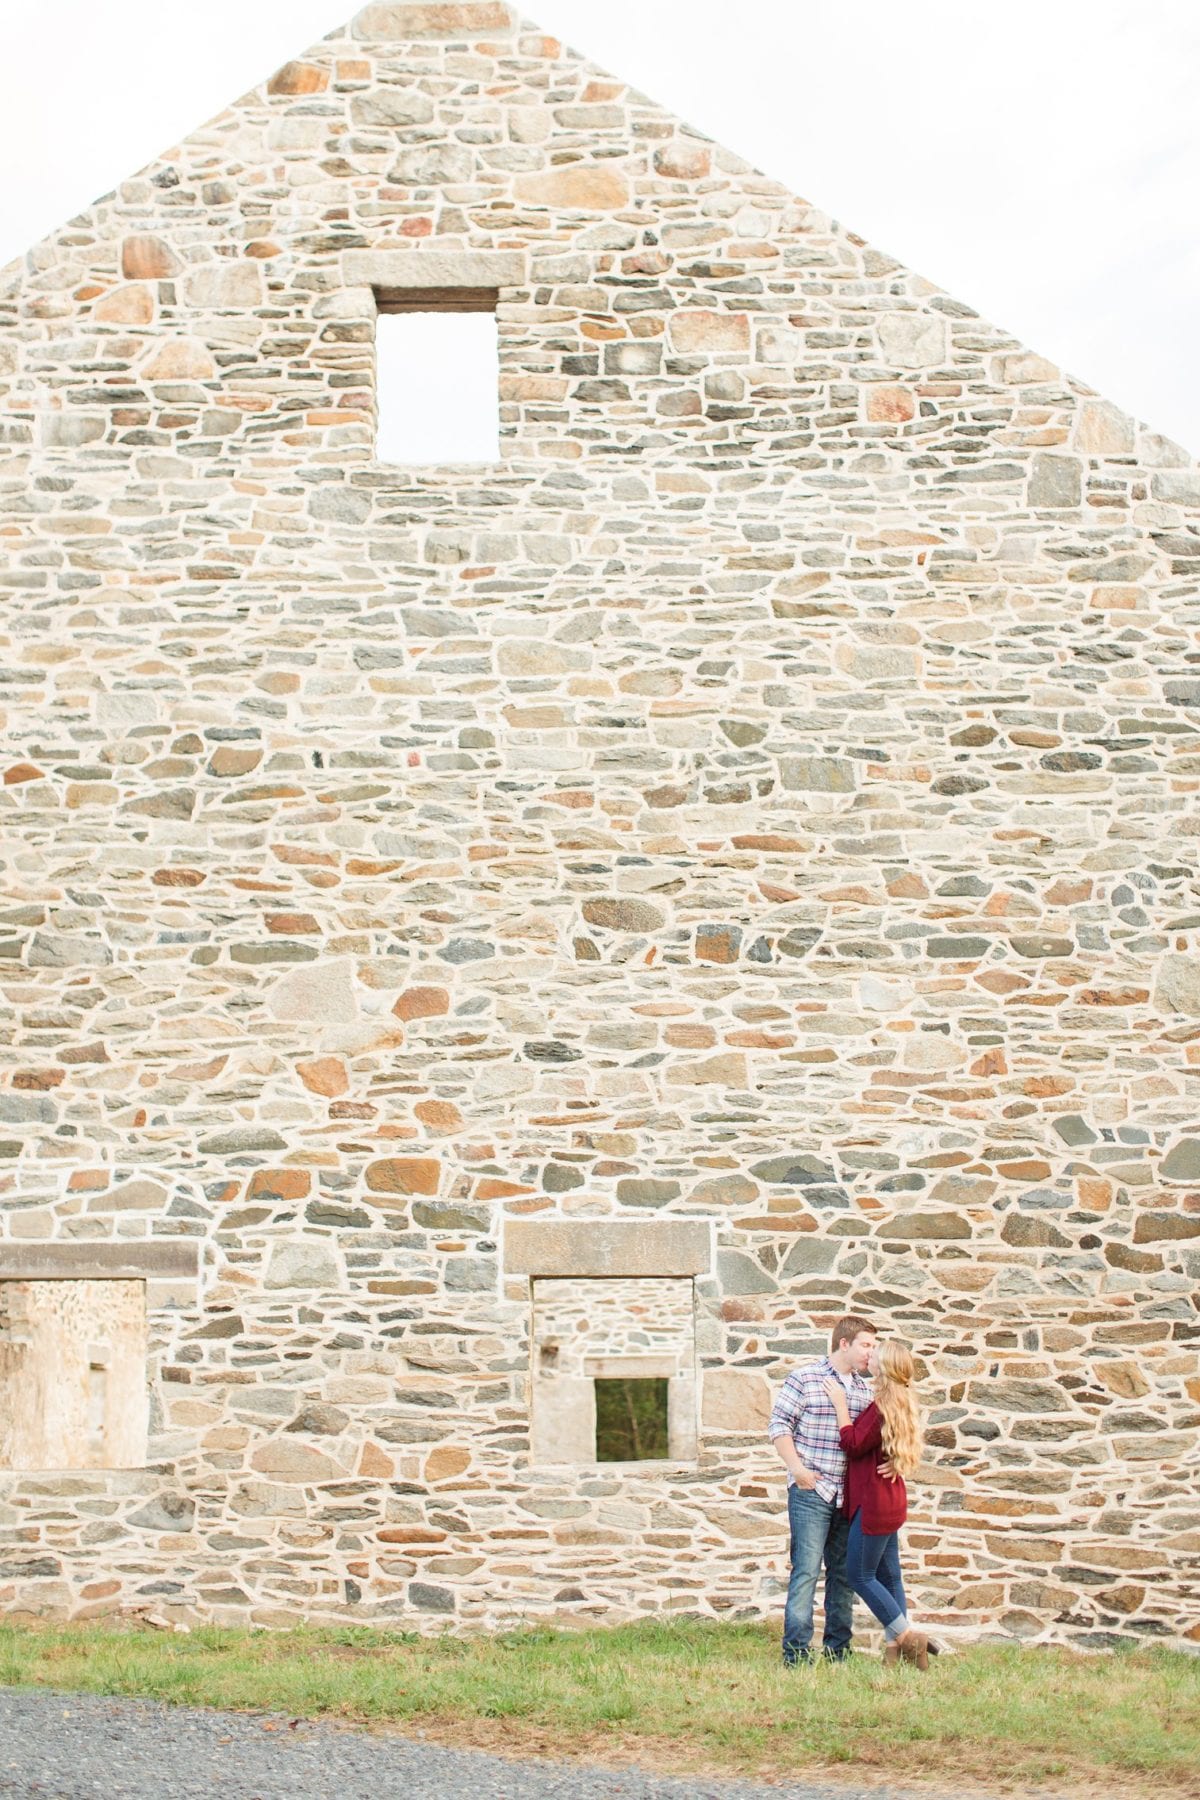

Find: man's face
849;1331;876;1373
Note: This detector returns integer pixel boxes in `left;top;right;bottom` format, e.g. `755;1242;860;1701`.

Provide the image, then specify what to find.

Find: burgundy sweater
839;1401;907;1535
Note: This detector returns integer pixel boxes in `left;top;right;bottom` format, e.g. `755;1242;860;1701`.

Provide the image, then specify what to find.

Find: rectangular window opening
594;1377;670;1463
374;289;499;466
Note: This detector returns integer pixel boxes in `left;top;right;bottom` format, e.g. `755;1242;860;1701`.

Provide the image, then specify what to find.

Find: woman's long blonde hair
874;1341;923;1479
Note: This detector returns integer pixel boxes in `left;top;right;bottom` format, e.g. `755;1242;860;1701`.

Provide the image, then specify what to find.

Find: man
768;1313;876;1666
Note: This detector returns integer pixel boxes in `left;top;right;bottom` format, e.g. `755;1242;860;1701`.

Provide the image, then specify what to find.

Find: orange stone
475;1177;533;1200
267;913;320;935
248;1169;311;1201
424;1444;471;1483
1046;878;1092;905
121;234;180;279
68;1170;109;1191
414;1099;463;1134
996;1158;1052;1181
359;1441;394;1478
366;1157;440;1196
152;868;206;887
13;1069;65;1090
867;384;915;423
267;60;329;94
297;1057;349;1099
4;763;45;784
393;985;450;1021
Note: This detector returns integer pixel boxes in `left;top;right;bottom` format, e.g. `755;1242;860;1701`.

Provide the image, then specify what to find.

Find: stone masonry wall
0;3;1198;1648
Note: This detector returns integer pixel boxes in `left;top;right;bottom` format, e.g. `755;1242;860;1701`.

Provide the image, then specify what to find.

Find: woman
823;1341;934;1669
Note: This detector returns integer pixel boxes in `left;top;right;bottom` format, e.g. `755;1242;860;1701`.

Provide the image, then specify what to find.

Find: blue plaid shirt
768;1355;873;1504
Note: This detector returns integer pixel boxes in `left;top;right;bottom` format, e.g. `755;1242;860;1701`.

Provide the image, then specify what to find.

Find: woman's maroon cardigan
839;1401;907;1535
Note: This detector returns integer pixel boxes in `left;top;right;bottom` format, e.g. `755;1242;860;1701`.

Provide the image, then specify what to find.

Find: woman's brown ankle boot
897;1629;929;1671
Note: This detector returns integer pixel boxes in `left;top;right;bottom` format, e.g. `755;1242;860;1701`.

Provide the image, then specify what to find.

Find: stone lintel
504;1219;711;1279
0;1242;201;1282
344;251;527;299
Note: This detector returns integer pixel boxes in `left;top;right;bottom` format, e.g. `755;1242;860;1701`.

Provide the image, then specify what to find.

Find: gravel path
0;1688;934;1800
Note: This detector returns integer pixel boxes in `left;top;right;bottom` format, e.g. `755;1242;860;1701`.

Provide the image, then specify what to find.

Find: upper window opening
374;289;499;466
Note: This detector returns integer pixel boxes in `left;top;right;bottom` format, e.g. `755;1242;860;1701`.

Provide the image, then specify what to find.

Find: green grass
0;1618;1196;1793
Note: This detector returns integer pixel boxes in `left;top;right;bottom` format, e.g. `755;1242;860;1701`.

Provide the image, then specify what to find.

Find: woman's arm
837;1404;884;1461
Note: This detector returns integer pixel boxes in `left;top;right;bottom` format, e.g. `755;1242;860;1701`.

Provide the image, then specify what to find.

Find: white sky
2;0;1197;455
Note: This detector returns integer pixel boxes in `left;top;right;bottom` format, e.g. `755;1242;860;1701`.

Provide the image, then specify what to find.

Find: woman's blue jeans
844;1511;907;1634
782;1485;854;1665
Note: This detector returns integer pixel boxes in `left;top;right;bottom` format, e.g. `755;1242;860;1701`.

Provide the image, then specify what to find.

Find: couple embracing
768;1313;937;1669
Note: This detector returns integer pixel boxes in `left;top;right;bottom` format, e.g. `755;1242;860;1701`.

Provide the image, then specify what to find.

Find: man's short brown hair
830;1314;876;1353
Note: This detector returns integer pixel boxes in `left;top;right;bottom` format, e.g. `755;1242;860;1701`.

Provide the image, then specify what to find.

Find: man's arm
768;1374;819;1489
771;1432;819;1489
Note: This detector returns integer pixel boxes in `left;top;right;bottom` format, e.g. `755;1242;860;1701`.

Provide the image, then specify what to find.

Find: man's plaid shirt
768;1356;873;1504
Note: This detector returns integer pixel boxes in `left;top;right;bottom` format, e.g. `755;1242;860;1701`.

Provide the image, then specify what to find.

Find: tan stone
144;340;215;380
701;1370;771;1433
121;234;180;278
266;959;360;1026
505;1219;711;1277
184;263;264;309
250;1441;342;1482
1075;400;1135;454
654;142;712;180
515;166;630;211
669;311;751;354
94;284;154;325
353;3;515;36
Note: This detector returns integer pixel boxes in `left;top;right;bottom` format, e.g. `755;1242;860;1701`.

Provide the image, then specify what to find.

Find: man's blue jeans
782;1484;854;1665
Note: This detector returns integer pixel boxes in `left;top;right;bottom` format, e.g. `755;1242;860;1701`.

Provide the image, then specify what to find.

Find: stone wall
0;2;1197;1648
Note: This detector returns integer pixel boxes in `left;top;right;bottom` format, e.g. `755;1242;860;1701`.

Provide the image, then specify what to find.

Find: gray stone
198;1128;287;1155
0;1242;199;1281
779;1239;840;1278
264;1241;342;1289
1053;1115;1098;1147
716;1249;777;1294
1029;455;1082;508
615;1178;681;1208
877;1213;972;1240
967;1380;1074;1414
127;1494;196;1533
1160;1139;1200;1182
779;756;857;793
749;1154;835;1185
349;91;436;129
